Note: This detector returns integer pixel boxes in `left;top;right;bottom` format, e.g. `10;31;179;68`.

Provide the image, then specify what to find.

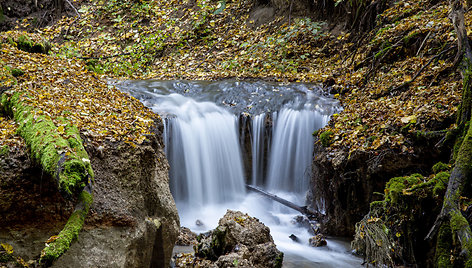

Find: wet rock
291;215;318;235
1;131;180;267
309;234;327;247
194;210;283;268
289;234;300;243
309;143;447;236
176;227;198;246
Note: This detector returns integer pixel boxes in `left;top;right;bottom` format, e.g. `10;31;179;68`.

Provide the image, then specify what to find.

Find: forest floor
0;0;466;155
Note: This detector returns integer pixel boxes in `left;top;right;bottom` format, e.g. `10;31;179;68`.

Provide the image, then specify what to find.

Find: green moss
17;35;34;52
40;190;93;265
11;68;24;77
274;252;284;268
432;172;450;196
384;174;422;203
432;162;450;173
0;145;8;156
1;91;93;196
320;131;334;147
370;200;385;211
450;210;469;235
15;35;51;54
435;223;453;268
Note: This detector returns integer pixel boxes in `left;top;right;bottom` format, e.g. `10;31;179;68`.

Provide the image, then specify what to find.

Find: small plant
320;131;334;147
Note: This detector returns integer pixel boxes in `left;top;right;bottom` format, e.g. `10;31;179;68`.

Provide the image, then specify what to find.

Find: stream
117;80;363;267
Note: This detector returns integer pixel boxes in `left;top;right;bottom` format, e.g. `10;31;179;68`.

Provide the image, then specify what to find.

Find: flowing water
117;80;362;267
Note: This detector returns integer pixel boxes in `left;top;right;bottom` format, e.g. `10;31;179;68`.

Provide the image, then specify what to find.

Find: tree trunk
55;0;64;19
428;1;472;266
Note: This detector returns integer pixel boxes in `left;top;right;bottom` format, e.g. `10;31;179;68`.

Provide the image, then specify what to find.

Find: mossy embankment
1;85;94;264
0;27;175;265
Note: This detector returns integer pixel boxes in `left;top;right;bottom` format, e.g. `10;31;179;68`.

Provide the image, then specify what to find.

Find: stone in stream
309;234;327;247
176;227;198;246
193;210;283;268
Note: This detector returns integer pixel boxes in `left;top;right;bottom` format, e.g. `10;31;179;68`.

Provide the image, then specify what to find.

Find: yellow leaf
1;243;14;254
46;235;59;243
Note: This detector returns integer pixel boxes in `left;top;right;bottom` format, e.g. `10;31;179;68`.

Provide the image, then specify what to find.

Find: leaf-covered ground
1;32;158;146
0;0;467;154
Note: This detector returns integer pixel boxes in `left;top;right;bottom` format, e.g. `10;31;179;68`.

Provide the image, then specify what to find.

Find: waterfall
158;94;246;207
266;107;330;194
251;113;266;186
117;80;362;267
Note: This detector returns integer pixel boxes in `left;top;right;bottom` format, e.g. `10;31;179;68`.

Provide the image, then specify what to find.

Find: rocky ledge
0;131;179;267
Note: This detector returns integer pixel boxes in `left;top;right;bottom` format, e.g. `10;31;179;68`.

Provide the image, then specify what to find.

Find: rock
291;215;318;235
309;234;327;247
176;227;197;246
289;234;299;242
309;143;447;236
0;131;180;267
194;210;283;268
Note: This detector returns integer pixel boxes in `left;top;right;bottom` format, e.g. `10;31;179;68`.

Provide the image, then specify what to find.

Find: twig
288;0;294;26
79;51;135;60
416;31;431;56
65;0;81;18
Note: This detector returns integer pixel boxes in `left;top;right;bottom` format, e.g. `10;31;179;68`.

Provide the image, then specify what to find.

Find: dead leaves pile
1;35;159;145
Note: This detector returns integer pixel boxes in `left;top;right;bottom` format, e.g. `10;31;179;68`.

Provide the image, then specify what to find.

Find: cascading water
267;108;329;194
117;80;362;267
159;94;246;207
251;113;266;186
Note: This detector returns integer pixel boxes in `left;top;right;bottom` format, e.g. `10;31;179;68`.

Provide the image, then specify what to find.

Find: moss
433;162;450;173
435;223;453;268
15;35;51;54
384;174;422;203
432;172;450;196
17;35;34;52
0;145;8;156
274;252;284;268
1;92;93;197
370;200;385;211
450;210;469;235
449;210;472;267
11;68;24;77
40;190;93;265
319;130;334;147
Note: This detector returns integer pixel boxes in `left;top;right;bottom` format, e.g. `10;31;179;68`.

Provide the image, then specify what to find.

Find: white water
155;94;246;207
251;113;266;186
267;108;330;194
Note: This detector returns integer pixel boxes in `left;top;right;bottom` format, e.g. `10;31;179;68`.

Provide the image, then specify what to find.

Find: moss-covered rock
384;173;422;203
1;91;92;197
353;171;449;267
16;35;51;54
1;89;94;265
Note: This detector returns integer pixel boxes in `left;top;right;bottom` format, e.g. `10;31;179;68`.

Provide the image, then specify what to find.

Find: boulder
194;210;283;268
